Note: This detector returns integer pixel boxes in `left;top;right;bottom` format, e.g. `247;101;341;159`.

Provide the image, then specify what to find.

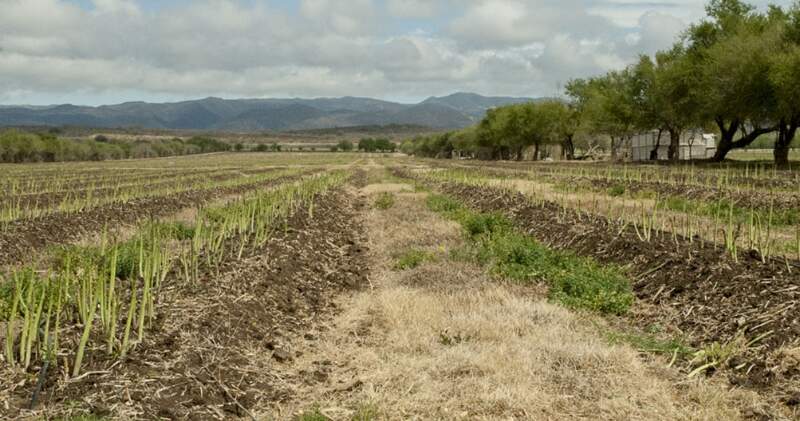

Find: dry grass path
264;170;770;420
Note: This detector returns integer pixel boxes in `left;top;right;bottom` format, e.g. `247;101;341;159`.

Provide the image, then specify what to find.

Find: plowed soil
561;177;800;213
3;185;369;419
0;170;317;268
0;168;279;210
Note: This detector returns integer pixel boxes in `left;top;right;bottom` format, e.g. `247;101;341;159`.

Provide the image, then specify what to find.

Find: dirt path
264;173;771;420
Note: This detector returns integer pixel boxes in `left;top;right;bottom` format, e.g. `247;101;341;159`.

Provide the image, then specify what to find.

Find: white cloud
91;0;141;16
387;0;438;18
0;0;785;105
300;0;377;35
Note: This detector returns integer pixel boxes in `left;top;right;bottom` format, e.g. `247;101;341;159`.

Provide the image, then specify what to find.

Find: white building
630;130;717;161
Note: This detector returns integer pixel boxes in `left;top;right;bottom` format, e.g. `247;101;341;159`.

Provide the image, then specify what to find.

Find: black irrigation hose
29;359;49;409
30;332;53;410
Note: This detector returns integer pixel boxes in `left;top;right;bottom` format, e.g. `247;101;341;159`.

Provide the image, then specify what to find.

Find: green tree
358;138;375;152
337;139;354;151
769;3;800;166
689;0;778;161
567;70;639;160
633;46;704;161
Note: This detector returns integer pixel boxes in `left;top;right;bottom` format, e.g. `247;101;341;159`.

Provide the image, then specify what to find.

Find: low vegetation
372;192;395;210
0;130;231;163
393;248;436;270
427;194;633;314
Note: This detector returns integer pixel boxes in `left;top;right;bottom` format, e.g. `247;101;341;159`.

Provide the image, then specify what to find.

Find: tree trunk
533;143;540;161
667;128;681;162
710;117;777;162
710;117;740;162
516;145;524;161
561;135;575;160
774;118;798;168
649;129;663;161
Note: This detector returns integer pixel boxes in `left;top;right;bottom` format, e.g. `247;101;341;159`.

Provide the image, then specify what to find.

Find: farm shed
630;130;716;161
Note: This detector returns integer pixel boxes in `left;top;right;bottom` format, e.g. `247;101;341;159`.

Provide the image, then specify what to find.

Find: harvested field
267;178;774;420
1;154;799;420
399;164;800;416
3;186;368;419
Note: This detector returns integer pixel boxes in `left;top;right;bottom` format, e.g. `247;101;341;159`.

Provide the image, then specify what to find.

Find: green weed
427;194;633;315
374;192;395;210
394;248;436;270
607;184;626;196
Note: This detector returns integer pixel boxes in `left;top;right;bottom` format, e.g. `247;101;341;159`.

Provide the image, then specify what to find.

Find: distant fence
737;148;799;153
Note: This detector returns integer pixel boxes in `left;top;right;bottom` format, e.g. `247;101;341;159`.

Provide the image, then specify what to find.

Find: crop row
448;163;800;212
0;170;349;379
449;159;800;192
0;168;293;226
0;167;241;198
420;167;800;261
0;168;318;269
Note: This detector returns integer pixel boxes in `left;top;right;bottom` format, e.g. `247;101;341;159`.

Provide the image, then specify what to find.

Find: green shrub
374;192;395;210
607;184;626;196
462;212;512;237
394;248;435;270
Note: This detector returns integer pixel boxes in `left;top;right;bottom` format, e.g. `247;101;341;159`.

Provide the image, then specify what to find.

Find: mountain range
0;93;538;132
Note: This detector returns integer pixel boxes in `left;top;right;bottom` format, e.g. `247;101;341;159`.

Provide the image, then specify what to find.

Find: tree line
403;0;800;165
0;130;231;163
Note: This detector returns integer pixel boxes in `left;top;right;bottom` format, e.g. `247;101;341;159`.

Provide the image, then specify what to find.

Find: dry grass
267;182;770;421
360;183;413;195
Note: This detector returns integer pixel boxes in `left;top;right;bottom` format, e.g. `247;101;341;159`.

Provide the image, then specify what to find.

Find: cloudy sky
0;0;787;105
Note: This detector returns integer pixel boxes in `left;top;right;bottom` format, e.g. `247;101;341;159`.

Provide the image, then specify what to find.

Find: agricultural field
1;153;799;420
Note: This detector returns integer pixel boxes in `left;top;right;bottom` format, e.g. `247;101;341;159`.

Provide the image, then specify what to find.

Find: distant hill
0;93;541;132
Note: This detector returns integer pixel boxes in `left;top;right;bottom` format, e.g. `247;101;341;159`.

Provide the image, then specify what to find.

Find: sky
0;0;789;105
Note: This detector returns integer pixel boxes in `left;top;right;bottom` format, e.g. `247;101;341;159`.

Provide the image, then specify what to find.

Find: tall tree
769;4;800;166
648;47;703;161
566;71;638;160
689;0;778;161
